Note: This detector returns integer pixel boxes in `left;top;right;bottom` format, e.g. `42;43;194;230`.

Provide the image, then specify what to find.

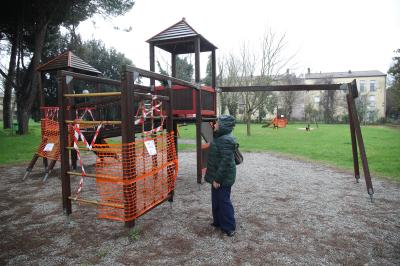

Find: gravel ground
0;151;399;265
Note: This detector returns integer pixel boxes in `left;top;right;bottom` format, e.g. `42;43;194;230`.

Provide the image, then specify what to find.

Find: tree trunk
16;104;30;134
16;20;48;135
3;35;18;129
246;112;251;136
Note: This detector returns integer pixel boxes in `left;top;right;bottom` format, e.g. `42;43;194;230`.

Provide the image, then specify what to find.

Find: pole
346;94;360;183
58;72;72;214
121;67;137;227
194;37;202;184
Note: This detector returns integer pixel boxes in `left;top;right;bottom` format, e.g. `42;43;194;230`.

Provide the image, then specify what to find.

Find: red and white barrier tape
72;123;102;198
134;100;162;126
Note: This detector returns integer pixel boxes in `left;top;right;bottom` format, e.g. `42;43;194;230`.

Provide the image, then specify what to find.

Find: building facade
218;69;387;123
301;70;387;122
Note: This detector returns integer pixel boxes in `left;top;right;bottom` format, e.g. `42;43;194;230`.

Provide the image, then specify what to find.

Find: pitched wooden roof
147;18;217;54
37;51;101;75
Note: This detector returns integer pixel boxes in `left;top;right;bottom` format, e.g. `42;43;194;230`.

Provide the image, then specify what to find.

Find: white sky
77;0;400;78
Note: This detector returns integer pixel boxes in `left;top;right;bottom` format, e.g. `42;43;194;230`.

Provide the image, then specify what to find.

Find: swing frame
219;80;374;201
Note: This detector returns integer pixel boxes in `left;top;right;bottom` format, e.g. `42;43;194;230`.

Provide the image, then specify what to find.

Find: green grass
1;121;399;181
177;123;400;181
129;228;140;241
0;121;42;165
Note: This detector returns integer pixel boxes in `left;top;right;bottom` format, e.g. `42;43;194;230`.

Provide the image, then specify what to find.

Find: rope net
94;131;178;222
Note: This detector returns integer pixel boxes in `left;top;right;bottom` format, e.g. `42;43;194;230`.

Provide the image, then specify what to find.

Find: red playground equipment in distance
272;115;288;128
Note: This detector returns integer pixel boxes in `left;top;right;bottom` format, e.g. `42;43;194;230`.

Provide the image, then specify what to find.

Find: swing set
220;82;374;201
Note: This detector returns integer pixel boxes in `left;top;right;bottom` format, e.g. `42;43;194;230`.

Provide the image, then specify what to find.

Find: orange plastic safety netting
93;131;178;222
36;118;61;161
36;107;98;161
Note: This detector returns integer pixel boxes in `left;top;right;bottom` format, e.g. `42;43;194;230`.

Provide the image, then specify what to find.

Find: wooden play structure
271;115;288;128
26;19;218;226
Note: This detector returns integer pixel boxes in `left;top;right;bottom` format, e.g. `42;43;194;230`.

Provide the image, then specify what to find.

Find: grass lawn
177;123;400;181
0;121;42;165
1;121;399;181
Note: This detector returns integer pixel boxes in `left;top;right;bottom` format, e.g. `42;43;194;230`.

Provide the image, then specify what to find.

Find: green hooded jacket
204;115;237;186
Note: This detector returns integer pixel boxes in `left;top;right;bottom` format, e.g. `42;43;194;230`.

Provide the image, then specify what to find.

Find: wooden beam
125;65;199;90
64;92;121;98
347;84;374;201
65;120;122;125
346;93;360;183
68;196;124;209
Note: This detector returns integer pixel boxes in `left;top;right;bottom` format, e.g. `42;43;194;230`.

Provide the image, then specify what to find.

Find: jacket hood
215;115;236;137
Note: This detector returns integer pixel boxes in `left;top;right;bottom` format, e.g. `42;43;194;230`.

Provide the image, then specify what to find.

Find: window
359;80;365;93
370;80;376;92
314;96;320;104
368;95;376;108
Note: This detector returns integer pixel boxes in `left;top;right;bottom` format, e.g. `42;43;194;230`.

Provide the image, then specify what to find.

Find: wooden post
38;72;47;172
171;53;179;158
66;68;77;171
347;82;374;201
58;72;72;214
171;53;176;78
43;157;48;168
23;153;40;180
166;80;174;202
212;49;217;113
121;67;137;227
346;93;360;183
149;43;155;87
95;82;100;120
43;159;57;182
194;37;202;184
173;120;178;155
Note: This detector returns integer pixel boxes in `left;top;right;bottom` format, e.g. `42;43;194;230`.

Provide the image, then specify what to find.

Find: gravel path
0;152;399;265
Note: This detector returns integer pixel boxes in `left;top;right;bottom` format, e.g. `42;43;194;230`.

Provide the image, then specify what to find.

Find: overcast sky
78;0;400;78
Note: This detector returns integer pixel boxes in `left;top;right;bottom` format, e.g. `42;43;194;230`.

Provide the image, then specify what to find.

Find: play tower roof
147;18;217;54
37;51;101;75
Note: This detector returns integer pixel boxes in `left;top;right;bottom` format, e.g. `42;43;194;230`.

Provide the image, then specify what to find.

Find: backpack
234;143;244;165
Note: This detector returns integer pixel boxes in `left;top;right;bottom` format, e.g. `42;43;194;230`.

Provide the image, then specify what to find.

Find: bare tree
218;28;293;135
219;54;241;117
317;78;337;123
242;29;293;136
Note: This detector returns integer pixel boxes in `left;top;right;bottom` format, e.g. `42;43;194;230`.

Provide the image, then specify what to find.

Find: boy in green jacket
204;115;237;237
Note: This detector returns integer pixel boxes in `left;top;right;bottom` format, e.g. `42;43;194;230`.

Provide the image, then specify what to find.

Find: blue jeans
211;185;236;232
